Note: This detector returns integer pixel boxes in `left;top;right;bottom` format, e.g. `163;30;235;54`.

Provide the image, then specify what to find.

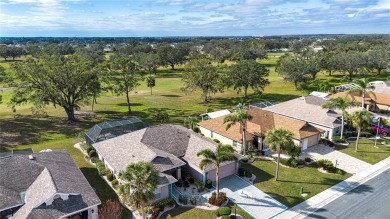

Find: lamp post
374;117;380;148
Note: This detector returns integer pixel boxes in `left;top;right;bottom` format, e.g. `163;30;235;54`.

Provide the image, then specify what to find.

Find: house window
155;188;161;199
233;141;237;147
211;131;214;138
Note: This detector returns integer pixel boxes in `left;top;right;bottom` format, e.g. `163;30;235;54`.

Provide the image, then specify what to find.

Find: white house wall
199;126;242;152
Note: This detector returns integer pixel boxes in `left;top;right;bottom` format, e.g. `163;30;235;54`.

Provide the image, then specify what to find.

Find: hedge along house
0;150;101;219
263;96;342;140
92;124;237;202
198;108;324;152
85;118;148;146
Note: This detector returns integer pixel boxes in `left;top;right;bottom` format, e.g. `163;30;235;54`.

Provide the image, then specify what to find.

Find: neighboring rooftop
329;91;390;107
93;124;225;176
371;81;390;95
85;118;148;145
0;150;101;219
263;96;342;128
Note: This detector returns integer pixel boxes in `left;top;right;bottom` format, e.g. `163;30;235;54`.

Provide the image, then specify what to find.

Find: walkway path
275;156;390;219
300;144;371;174
204;175;287;219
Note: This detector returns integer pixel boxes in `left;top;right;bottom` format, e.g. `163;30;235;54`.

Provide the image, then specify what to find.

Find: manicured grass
160;201;254;219
242;159;350;207
335;138;390;164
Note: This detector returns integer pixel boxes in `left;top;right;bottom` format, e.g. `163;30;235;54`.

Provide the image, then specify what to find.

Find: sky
0;0;389;37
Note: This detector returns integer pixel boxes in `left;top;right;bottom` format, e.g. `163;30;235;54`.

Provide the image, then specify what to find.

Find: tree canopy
10;54;99;122
227;59;270;98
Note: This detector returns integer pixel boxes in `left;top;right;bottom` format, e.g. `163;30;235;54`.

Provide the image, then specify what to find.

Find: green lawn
335;138;390;164
160;201;254;219
242;159;350;207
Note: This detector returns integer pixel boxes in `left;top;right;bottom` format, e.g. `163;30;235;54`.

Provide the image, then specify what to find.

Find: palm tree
223;103;253;155
322;97;357;139
350;109;371;152
197;144;237;199
347;78;376;109
265;128;294;181
119;161;159;219
145;75;156;95
184;116;199;130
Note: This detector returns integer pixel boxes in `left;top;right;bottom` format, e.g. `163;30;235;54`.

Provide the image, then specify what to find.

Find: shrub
195;180;205;192
238;168;245;176
88;149;97;158
190;196;197;205
209;192;227;206
193;127;200;133
86;146;93;154
241;157;249;163
96;161;108;176
188;176;195;184
178;195;188;205
304;157;312;162
244;170;252;178
216;206;231;216
287;158;299;168
184;180;190;188
317;159;334;171
111;179;118;186
221;216;230;219
213;139;221;143
206;179;213;189
175;179;183;187
90;157;99;163
286;145;301;159
333;136;346;143
107;173;114;181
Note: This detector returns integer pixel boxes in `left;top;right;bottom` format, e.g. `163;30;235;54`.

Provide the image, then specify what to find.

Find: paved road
306;168;390;219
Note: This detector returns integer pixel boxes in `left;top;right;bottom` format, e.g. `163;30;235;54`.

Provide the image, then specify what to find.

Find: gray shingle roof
264;96;342;128
0;151;101;219
141;125;191;157
93;124;228;176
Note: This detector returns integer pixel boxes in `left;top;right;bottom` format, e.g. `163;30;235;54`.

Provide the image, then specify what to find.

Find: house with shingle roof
0;150;101;219
198;108;323;152
92;124;237;202
263;96;342;140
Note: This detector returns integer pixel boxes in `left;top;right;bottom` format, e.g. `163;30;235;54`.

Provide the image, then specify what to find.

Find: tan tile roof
199;108;323;142
329;91;390;107
198;115;254;143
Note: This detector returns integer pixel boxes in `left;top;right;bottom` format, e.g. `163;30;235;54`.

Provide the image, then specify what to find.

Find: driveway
301;144;372;174
205;175;287;219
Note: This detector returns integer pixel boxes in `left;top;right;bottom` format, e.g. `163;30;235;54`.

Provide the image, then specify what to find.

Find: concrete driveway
205;175;287;219
300;144;372;174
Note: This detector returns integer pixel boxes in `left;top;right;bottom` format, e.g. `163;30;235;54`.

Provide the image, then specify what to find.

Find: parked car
371;124;390;136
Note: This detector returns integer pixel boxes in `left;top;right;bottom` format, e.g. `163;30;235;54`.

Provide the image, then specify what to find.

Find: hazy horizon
1;0;389;37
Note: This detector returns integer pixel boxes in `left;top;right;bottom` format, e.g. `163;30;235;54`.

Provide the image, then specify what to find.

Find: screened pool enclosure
85;118;148;145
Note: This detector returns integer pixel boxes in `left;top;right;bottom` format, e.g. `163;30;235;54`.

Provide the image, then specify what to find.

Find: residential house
328;89;390;113
263;96;341;140
92;124;237;202
198;108;323;152
0;150;101;219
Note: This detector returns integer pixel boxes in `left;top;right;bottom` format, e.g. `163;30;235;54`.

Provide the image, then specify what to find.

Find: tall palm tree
184;116;199;130
322;97;357;139
224;103;253;155
197;144;237;199
265;128;294;181
350;109;371;152
119;161;159;219
347;78;376;109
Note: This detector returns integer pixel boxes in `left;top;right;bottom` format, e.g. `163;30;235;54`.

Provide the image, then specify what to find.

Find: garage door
207;162;236;181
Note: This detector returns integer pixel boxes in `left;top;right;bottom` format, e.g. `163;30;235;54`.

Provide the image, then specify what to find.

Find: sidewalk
274;156;390;219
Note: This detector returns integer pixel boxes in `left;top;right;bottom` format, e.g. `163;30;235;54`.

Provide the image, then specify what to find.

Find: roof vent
28;155;35;160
